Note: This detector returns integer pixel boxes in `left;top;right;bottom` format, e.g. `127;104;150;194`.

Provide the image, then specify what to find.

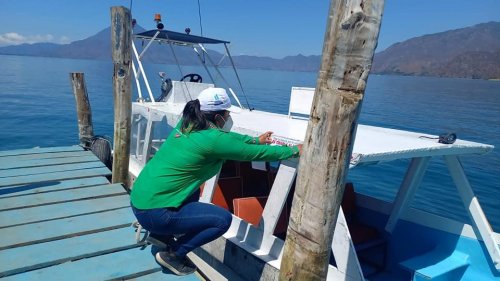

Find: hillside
371;22;500;79
1;22;499;79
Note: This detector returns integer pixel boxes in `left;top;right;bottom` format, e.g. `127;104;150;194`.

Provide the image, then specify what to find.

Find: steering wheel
180;73;203;83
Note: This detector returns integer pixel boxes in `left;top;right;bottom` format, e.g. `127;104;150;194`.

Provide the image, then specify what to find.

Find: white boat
128;25;499;281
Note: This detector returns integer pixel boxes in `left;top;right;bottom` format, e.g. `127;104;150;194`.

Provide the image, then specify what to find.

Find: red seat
233;196;289;235
200;177;243;211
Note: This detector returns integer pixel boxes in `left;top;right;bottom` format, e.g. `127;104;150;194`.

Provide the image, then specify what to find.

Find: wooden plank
0;161;106;178
1;246;201;281
0;194;129;228
0;150;92;162
0;227;137;277
0;183;126;211
0;208;134;249
0;146;82;157
0;155;99;170
0;177;110;197
0;167;111;187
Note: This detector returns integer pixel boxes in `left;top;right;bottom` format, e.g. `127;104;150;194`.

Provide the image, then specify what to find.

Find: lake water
1;54;499;231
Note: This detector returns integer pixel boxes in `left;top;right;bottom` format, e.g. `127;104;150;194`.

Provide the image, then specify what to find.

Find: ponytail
181;99;208;133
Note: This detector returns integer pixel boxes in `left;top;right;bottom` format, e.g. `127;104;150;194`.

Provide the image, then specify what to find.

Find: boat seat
200;177;243;212
232;196;289;235
288;87;315;119
342;182;387;270
199;161;279;212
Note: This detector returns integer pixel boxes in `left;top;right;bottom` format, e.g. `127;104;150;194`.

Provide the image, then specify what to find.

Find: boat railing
131;41;154;103
130;107;176;165
131;28;249;109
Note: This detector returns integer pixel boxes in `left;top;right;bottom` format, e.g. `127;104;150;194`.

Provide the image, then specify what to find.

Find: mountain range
1;22;499;79
371;22;500;79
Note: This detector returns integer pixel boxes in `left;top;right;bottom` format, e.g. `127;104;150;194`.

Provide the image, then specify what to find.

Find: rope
132;220;150;244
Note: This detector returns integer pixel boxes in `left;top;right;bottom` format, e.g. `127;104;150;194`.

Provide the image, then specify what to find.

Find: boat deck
0;146;201;280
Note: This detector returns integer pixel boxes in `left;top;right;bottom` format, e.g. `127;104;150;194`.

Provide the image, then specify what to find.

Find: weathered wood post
70;72;94;147
279;0;384;280
110;6;132;188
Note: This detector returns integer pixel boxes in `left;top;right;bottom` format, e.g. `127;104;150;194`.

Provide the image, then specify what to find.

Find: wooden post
279;0;384;280
70;72;94;147
110;6;132;188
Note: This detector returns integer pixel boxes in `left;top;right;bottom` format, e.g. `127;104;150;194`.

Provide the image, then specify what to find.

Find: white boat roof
231;109;493;166
134;103;493;167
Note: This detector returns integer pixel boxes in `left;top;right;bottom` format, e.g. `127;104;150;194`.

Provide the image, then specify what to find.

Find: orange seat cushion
200;177;243;211
233;196;289;235
233;196;266;226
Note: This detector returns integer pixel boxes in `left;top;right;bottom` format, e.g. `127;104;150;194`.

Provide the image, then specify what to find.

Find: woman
130;87;302;275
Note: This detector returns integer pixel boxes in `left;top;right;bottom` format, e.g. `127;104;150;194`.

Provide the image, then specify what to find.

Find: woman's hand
296;144;303;156
258;131;273;144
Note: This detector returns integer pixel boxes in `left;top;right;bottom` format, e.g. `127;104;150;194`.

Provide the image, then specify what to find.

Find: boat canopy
220;108;494;166
134;29;230;45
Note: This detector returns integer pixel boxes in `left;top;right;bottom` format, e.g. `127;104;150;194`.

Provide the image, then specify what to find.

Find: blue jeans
131;190;232;257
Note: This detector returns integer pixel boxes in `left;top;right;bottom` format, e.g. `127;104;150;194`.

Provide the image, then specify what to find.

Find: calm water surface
1;55;499;231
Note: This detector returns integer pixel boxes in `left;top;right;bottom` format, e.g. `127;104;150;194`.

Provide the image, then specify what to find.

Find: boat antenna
197;0;203;36
197;0;205;63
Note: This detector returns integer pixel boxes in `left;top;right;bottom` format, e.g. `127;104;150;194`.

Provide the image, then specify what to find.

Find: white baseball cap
198;87;241;113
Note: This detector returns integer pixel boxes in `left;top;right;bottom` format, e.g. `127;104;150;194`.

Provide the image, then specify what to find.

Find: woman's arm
225;131;259;144
225;130;274;145
211;132;300;162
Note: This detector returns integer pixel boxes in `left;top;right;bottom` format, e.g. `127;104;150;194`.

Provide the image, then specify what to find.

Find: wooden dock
0;146;202;280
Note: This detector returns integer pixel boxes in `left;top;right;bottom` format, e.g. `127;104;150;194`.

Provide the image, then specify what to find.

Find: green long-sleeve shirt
130;122;299;209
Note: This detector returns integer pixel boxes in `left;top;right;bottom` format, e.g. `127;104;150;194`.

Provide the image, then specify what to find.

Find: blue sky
0;0;499;58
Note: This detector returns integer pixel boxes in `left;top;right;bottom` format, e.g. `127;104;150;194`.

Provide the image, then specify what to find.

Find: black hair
181;99;226;133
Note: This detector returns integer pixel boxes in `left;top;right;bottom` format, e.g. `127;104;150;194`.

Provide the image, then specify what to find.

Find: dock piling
279;0;385;280
110;6;132;188
70;72;94;147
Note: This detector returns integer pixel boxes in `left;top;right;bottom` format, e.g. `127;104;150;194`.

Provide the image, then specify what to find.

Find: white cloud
0;32;71;46
58;36;71;44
